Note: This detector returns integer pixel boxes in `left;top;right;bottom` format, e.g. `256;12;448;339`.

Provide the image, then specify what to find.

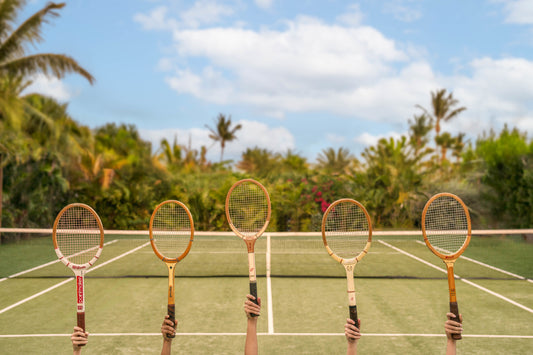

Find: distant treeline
1;94;532;241
2;2;532;242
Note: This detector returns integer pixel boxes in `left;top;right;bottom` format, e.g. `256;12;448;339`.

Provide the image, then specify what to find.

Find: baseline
1;332;532;338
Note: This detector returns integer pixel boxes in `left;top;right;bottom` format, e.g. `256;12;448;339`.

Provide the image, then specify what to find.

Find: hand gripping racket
149;200;194;338
422;192;471;340
225;179;271;316
52;203;104;342
322;198;372;326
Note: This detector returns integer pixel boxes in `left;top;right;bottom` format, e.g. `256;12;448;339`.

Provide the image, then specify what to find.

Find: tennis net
1;228;532;280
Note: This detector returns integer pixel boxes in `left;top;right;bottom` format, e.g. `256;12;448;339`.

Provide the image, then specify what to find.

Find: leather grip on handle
449;302;462;340
349;305;358;326
77;313;86;347
249;282;259;317
167;304;176;338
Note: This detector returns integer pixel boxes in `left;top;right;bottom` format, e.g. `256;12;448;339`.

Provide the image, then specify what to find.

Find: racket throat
444;261;458;302
166;262;177;303
247;252;257;281
345;265;357;306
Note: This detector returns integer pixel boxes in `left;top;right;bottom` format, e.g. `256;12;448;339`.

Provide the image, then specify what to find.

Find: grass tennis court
0;230;532;354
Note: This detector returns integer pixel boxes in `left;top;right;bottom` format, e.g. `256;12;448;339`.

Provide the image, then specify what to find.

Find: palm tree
316;147;355;175
408;113;433;155
435;132;454;164
0;1;94;84
280;149;308;173
157;136;182;170
236;147;277;176
361;136;427;227
205;113;242;162
0;1;94;238
416;88;466;141
451;133;466;164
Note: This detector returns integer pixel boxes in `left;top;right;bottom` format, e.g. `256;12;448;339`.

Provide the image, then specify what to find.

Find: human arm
445;312;463;355
345;318;361;355
244;294;261;355
161;314;177;355
71;326;88;355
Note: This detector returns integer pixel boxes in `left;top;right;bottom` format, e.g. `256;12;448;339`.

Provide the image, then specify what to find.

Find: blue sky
21;0;533;163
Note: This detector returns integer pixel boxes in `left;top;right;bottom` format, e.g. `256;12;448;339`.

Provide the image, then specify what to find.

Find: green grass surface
0;232;532;354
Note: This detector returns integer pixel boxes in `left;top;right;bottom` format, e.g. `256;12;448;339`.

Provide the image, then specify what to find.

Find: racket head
321;198;372;264
149;200;194;262
52;203;104;269
225;179;271;240
422;193;471;259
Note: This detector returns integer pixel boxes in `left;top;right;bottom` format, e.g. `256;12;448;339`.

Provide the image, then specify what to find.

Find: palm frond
0;53;95;84
0;0;22;40
0;2;65;63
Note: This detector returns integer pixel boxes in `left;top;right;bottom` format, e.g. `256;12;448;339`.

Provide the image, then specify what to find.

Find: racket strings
152;203;192;258
324;202;370;260
228;183;269;237
56;206;101;266
424;196;469;255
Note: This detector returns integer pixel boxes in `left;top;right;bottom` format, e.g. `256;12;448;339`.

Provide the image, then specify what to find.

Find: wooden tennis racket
225;179;271;315
149;200;194;338
322;198;372;325
422;192;471;340
52;203;105;342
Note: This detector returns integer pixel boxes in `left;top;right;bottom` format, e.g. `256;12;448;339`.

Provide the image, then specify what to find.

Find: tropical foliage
1;2;532;243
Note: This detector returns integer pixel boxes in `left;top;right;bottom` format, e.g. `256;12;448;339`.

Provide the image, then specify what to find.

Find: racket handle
77;312;86;347
167;304;176;338
349;305;358;325
449;302;462;340
249;282;259;317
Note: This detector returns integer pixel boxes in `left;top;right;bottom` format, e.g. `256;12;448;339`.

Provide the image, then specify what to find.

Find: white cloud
501;0;533;24
133;6;177;31
255;0;274;10
163;16;414;121
23;74;73;101
165;66;233;104
223;120;295;157
179;0;234;28
133;1;234;30
141;119;295;162
446;57;533;135
354;131;404;147
137;6;533;144
157;57;176;72
382;0;422;23
336;4;364;27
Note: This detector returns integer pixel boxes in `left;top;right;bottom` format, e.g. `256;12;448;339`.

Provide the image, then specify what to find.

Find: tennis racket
52;203;104;342
149;200;194;338
225;179;271;315
422;192;471;340
322;198;372;325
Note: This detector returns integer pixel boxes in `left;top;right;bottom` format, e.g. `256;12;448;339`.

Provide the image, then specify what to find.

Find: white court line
414;240;532;283
0;240;119;283
266;234;274;334
378;240;533;314
0;242;150;315
1;332;532;338
0;279;72;315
